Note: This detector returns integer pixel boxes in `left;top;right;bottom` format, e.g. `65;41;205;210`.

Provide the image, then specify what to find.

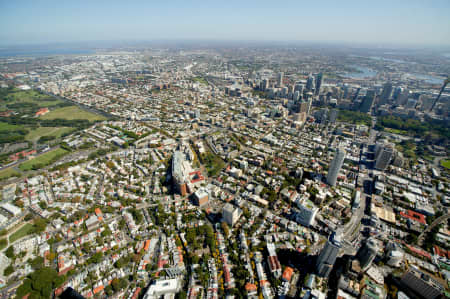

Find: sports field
41;106;106;121
25;127;74;141
19;148;68;171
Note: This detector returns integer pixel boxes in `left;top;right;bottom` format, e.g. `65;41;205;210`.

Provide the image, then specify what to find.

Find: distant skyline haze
1;0;450;47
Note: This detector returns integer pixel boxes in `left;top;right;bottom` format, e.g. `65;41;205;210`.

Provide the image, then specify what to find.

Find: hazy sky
1;0;450;46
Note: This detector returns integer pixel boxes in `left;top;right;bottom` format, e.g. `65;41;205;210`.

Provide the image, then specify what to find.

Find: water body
343;65;377;79
0;48;95;57
406;73;444;84
369;56;413;64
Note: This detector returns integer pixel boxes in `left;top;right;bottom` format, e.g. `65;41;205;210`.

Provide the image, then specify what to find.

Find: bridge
417;213;450;245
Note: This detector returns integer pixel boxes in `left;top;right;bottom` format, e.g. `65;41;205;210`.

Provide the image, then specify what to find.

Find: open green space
0;122;25;132
41;106;106;121
375;115;449;143
441;159;450;170
192;77;208;85
19;148;68;171
9;223;33;243
0;88;106;146
384;127;409;136
202;152;225;177
337;109;371;126
0;89;64;109
0;168;20;180
25;126;74;141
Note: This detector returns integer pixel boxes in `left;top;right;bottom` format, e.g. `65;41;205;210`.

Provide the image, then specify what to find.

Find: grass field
19;148;68;171
0;168;20;180
41;106;106;121
3;90;64;108
441;159;450;170
385;128;409;136
9;223;33;243
25;127;74;141
0;122;24;132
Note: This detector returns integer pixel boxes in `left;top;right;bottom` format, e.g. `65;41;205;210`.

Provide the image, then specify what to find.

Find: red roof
282;267;294;282
400;210;426;225
245;283;257;292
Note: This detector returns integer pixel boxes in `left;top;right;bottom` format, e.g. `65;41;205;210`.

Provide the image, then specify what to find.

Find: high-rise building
316;230;342;277
294;83;304;94
315;73;323;95
222;203;242;227
306;74;315;91
375;144;394;170
293;90;301;102
393;86;403;100
277;72;284;87
380;82;393;104
326;148;346;186
329;109;338;124
360;89;375;113
260;79;269;91
357;238;379;271
299;99;311;115
396;88;410;106
295;200;318;227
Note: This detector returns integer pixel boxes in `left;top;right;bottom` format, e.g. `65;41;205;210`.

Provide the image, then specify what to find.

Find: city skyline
1;0;450;47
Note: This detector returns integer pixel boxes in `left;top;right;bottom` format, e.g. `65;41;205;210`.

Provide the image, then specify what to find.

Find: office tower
375;145;394;170
295;200;318;227
260;79;269;91
380;82;393;104
329;109;338;124
315;72;323;95
353;87;361;101
222;203;242;227
306;74;315;91
299;99;311;115
277;72;284;87
294;83;304;94
358;238;378;271
343;85;349;99
397;88;410;106
400;269;444;299
293;90;301;102
393;86;403;100
316;230;342;277
360;89;375;113
326;148;346;186
385;242;404;268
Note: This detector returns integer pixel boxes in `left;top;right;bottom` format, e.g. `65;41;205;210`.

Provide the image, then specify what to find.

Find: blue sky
1;0;449;46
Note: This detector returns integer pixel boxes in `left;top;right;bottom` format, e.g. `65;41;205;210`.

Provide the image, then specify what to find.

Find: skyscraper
375;144;394;170
306;74;315;91
277;72;284;87
326;148;346;186
360;89;375;113
393;86;403;100
315;72;323;95
380;82;393;105
329;109;338;124
316;230;342;277
358;238;379;271
222;203;242;227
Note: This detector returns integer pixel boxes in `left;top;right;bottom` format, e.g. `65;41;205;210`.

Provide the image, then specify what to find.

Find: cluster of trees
184;224;216;252
0;128;29;145
104;278;128;295
202;152;225;177
337;109;371;125
376;115;449;142
15;267;66;299
129;208;144;224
